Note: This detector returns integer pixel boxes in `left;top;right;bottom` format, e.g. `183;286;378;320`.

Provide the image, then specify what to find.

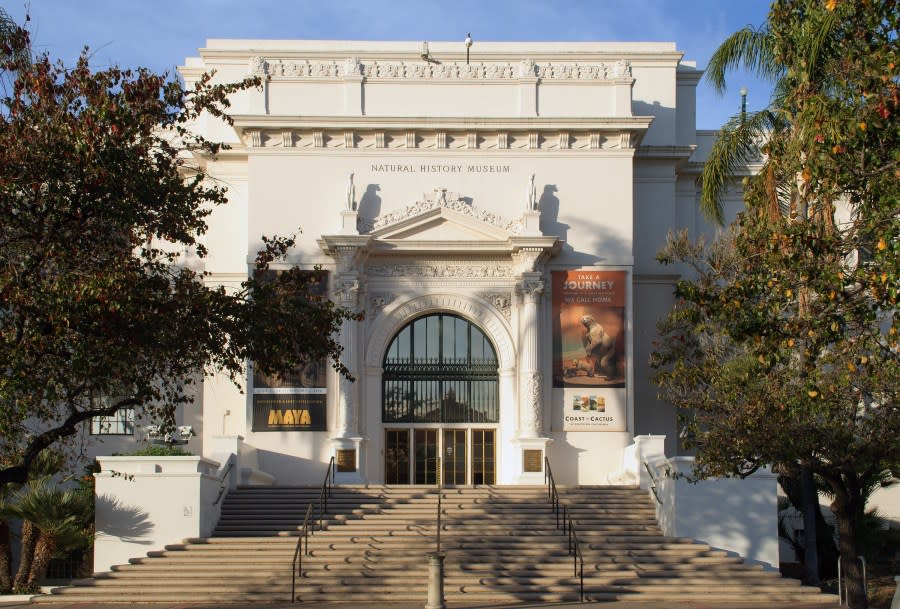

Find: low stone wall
93;456;231;573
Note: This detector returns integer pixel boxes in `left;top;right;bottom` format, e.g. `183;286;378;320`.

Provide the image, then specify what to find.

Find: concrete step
36;484;836;605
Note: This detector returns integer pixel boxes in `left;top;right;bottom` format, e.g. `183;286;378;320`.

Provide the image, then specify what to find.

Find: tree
10;478;91;591
0;22;361;486
652;2;899;608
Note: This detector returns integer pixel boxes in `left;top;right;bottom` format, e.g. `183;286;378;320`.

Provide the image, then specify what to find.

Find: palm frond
699;109;779;225
705;26;781;95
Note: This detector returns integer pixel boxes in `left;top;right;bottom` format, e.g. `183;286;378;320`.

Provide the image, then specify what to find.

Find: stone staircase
38;485;835;604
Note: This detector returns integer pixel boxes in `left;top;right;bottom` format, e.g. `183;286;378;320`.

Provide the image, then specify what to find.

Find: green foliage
121;445;192;457
0;21;362;486
655;2;899;606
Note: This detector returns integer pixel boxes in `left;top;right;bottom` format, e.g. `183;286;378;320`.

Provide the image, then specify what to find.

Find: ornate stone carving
335;278;360;305
611;59;632;78
482;293;512;320
258;58;623;81
342;57;361;76
338;375;356;433
368;263;512;278
368;292;396;317
249;56;267;76
245;129;262;148
359;189;524;235
517;278;545;303
518;59;536;77
345;173;355;211
526;174;537;211
522;372;543;434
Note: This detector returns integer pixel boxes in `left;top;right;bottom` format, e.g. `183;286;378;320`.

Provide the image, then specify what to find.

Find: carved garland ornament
367;264;512;278
481;293;512;320
357;189;523;235
249;56;632;81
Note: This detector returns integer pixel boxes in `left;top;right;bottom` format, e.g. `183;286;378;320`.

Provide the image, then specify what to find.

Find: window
382;314;499;423
90;407;135;435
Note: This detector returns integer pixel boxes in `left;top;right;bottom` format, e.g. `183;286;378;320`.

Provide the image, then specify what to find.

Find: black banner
252;394;327;431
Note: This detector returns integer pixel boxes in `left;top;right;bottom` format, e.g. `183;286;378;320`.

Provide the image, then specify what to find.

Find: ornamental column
517;274;544;438
512;246;553;484
328;243;367;483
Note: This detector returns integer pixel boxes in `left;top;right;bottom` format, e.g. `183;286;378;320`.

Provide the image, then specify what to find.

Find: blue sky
6;0;773;129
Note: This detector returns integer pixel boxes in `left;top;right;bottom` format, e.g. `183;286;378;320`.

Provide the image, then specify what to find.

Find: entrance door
385;429;410;485
443;429;466;485
472;429;496;485
414;429;439;484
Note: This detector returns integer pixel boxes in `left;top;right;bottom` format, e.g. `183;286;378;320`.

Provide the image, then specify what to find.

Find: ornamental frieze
367;263;512;278
357;189;523;235
249;56;631;81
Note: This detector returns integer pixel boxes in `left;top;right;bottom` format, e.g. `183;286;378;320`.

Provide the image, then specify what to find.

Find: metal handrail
643;461;663;505
291;504;314;603
212;461;234;506
317;456;336;529
424;457;443;553
567;513;585;602
545;457;584;602
291;456;336;602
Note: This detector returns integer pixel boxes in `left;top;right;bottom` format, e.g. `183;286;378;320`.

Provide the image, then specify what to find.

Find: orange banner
552;270;626;388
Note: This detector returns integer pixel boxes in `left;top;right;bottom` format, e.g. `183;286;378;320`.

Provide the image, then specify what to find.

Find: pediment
358;189;523;243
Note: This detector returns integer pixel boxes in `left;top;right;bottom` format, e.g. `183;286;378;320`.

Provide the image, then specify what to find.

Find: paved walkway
0;600;841;609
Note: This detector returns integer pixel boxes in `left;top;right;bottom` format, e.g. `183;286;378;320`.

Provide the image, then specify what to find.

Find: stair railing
291;456;336;603
291;504;314;603
642;461;663;505
544;456;561;528
212;460;234;506
317;456;336;528
544;457;585;602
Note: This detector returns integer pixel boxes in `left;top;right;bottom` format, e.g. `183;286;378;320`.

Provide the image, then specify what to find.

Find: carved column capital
516;277;545;304
335;276;360;306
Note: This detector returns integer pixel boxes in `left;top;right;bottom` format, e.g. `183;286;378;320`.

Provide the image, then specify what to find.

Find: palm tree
10;478;89;590
697;6;897;609
699;2;844;592
0;487;13;593
700;11;839;225
0;7;30;79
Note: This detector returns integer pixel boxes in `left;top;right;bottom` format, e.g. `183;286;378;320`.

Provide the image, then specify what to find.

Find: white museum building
86;39;890;582
173;39;709;487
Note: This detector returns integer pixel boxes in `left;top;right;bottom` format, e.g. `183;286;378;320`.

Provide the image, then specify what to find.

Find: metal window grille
382;314;499;423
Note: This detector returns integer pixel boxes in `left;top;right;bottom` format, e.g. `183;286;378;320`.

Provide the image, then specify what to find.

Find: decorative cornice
231;115;654;132
249;56;633;82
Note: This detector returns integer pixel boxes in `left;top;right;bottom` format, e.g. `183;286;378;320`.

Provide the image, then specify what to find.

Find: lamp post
740;86;748;124
464;33;472;65
425;456;445;609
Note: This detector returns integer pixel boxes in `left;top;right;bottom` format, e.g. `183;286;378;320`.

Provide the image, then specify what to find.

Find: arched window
382;314;499;423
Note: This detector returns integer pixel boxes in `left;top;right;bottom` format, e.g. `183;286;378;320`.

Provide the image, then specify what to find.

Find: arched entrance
382;313;499;485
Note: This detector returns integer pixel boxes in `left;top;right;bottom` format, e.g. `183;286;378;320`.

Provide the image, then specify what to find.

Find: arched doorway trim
366;293;514;371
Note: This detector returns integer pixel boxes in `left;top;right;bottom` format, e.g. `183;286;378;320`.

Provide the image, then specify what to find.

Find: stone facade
91;40;734;486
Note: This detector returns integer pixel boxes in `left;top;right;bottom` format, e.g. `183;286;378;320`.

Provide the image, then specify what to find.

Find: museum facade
97;40;732;487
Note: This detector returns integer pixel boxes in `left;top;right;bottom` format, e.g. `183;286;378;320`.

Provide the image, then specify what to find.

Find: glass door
414;429;439;484
443;429;467;485
472;429;496;485
385;429;410;484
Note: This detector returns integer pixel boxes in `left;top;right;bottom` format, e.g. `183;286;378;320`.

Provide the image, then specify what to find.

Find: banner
551;270;626;388
250;269;330;431
551;270;627;432
252;394;327;431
